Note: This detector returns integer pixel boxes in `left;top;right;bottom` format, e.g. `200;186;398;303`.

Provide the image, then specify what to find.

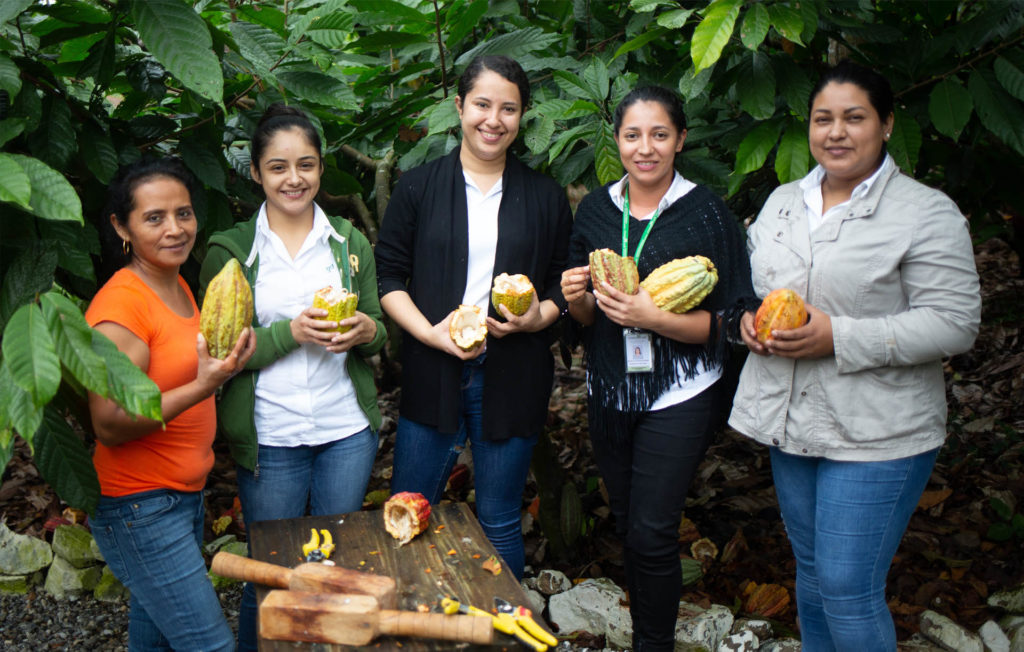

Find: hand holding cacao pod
589;248;639;295
200;258;254;359
491;273;534;317
640;256;718;313
448;304;487;351
312;286;359;333
754;289;808;343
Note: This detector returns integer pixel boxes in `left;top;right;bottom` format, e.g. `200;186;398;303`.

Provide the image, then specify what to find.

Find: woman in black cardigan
376;55;572;579
560;86;756;650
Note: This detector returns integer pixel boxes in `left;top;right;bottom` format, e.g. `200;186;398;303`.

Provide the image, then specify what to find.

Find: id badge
624;328;653;373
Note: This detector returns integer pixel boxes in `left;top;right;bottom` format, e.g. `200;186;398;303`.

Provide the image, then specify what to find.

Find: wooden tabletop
250;502;550;650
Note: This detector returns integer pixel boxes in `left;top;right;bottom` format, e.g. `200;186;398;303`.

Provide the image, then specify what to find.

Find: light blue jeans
90;489;234;652
770;447;940;651
392;357;538;580
235;426;378;651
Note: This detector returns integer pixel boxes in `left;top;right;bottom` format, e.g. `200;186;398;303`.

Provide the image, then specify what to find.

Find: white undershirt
801;154;893;232
461;172;502;311
607;173;723;410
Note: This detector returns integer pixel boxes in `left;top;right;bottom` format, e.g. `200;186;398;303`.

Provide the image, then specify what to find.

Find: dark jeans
589;381;722;651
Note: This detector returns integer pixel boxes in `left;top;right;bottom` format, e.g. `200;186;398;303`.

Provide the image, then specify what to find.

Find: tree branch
895;33;1024;98
432;0;449;98
319;192;378;244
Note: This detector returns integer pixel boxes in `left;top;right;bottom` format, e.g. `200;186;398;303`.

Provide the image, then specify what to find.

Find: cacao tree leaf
888;108;922;173
735;119;783;174
131;0;223;103
454;27;562;66
234;3;286;33
8;154;84;223
37;221;99;284
445;0;489;49
613;26;667;60
0;427;13;473
739;52;776;120
296;11;357;48
533;98;574;119
32;406;100;515
29;98;76;170
79;123;119;185
552;70;595;100
77;24;116;88
39;292;108;396
690;0;742;73
582;57;610;104
0;152;31;210
525;114;556;156
739;3;769;51
0;53;22;97
969;69;1024;156
424;98;460;137
0;0;32;24
797;0;819;43
994;55;1024;102
228;21;286;79
629;0;671;12
224;143;251;178
678;65;714;101
928;78;972;141
2;303;60;406
547;122;595;164
179;139;227;195
594;121;623;185
774;118;810;184
0;119;26;148
351;30;430;52
656;8;695;29
350;0;429;24
0;242;58;331
0;363;43;442
90;329;163;423
561;100;601;120
767;3;804;45
776;57;812;120
276;70;359;110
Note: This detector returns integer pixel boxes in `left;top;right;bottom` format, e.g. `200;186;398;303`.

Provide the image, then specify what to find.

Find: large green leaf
180;139;227;194
613;26;667;60
691;0;741;73
735;119;783;174
594;121;623;185
0;119;26;148
8;154;84;223
351;0;429;25
38;221;98;284
561;100;601;120
454;27;562;66
547;122;595;164
525;115;556;156
2;303;60;407
774;118;809;183
969;70;1024;157
91;329;163;423
277;70;359;110
350;30;430;52
582;57;610;104
656;8;696;29
740;52;775;120
30;99;76;170
0;0;32;24
739;3;769;50
776;57;812;120
424;98;460;137
40;292;108;396
928;78;972;141
79;124;119;185
32;406;100;514
888;108;922;173
0;242;58;331
0;427;13;473
678;65;713;101
297;11;357;48
0;364;43;441
767;4;804;45
0;53;22;97
446;0;489;49
228;21;286;79
0;152;31;210
131;0;224;103
994;55;1024;102
553;70;596;100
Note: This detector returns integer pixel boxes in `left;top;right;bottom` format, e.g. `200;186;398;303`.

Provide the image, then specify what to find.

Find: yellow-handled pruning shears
440;597;550;651
494;597;558;647
301;528;335;562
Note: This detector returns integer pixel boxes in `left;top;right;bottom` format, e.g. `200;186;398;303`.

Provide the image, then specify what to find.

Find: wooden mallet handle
377;610;494;644
211;551;291;589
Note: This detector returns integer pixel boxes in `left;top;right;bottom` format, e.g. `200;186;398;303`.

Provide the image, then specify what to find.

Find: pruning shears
440;596;550;651
301;528;335;562
494;597;558;648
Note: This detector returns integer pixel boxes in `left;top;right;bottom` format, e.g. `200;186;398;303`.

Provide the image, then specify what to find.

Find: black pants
589;381;722;651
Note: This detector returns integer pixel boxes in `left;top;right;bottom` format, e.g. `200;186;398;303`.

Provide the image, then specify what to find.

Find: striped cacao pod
449;304;487;351
200;258;253;359
383;491;431;546
491;273;534;317
754;288;807;343
312;285;359;333
640;255;718;313
589;248;638;295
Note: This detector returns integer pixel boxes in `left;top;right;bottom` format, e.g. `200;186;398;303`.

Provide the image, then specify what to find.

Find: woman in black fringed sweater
561;86;756;651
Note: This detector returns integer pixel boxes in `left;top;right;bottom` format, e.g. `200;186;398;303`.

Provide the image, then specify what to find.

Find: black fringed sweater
567;183;758;418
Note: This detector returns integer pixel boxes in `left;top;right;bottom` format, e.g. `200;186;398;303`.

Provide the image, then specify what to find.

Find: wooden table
250;502;551;650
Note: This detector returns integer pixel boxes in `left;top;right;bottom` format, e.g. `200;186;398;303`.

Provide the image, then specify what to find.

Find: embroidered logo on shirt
349;254;359;273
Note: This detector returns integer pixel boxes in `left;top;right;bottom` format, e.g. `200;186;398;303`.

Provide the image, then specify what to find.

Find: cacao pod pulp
754;288;807;343
383;491;431;546
640;255;719;313
312;285;359;333
589;248;639;295
200;258;253;359
491;273;534;317
449;304;487;351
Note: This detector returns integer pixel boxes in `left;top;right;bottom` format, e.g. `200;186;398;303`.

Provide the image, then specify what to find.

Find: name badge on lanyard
621;184;659;375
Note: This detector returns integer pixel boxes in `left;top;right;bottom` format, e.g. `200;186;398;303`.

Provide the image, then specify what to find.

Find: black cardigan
376;147;573;439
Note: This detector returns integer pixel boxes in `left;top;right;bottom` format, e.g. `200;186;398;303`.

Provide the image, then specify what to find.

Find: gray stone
51;525;103;568
759;639;802;651
1011;627;1024;652
0;574;30;594
732;618;773;640
899;633;946;650
519;581;546;617
536;569;572;595
981;620;1011;652
93;566;128;603
990;586;1024;614
0;522;53;575
89;536;104;563
675;602;732;652
548;578;632;648
43;556;102;599
718;630;758;651
920;609;984;652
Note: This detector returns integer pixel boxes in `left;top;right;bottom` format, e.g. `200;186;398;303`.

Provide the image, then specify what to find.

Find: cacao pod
383;491;431;546
754;288;808;343
640;255;718;313
449;304;487;351
200;258;253;359
491;273;534;317
589;248;639;295
312;285;359;333
741;581;791;618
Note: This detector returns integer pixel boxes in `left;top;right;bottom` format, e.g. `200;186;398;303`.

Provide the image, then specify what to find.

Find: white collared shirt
251;202;369;446
606;173;722;410
461;172;502;311
801;154;894;232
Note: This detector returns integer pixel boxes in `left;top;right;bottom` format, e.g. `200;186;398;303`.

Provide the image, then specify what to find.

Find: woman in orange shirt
86;157;254;651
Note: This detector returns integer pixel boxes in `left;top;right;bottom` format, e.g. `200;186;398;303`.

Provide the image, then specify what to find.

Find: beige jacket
728;164;980;461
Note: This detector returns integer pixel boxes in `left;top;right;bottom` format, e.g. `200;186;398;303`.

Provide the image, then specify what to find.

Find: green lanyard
621;185;660;262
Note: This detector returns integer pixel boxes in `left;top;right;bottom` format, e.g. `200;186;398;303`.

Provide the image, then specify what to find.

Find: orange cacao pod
754;288;807;343
383;492;431;545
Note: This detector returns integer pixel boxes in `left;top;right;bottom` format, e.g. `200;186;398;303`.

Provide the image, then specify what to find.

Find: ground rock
548;577;632;649
980;620;1011;652
1011;627;1024;652
537;569;573;595
675;602;732;651
899;633;946;650
718;630;758;651
990;586;1024;614
44;555;101;598
519;580;546;616
920;609;984;652
732;618;773;640
0;574;30;593
0;522;53;575
758;639;802;651
52;524;103;568
93;566;128;602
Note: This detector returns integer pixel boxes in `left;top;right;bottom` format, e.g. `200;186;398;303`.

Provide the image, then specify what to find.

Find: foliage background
1;0;1022;513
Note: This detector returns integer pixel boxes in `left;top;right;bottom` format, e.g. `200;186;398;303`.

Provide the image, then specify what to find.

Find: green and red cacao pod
449;304;487;351
312;285;359;333
640;255;718;313
491;273;534;317
200;258;253;359
589;248;639;295
754;288;807;343
383;491;431;546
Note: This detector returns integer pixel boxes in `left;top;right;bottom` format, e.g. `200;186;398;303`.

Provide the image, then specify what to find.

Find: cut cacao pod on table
491;273;534;317
383;492;431;546
200;258;253;359
754;288;808;343
312;285;359;333
589;248;639;295
449;304;487;351
640;255;718;313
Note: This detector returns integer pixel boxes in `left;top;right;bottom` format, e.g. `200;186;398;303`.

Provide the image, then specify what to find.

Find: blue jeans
90;489;233;652
236;427;378;651
770;447;939;651
392;358;537;580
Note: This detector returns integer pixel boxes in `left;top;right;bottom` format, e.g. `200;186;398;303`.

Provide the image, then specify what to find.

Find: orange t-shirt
86;268;216;496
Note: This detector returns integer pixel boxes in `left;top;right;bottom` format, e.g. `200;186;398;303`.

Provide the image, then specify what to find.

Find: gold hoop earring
122;239;131;255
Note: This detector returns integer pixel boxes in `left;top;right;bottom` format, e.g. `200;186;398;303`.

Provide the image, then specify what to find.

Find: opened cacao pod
491;273;534;317
200;258;253;359
449;304;487;351
640;255;718;313
383;492;431;546
754;289;807;343
312;285;359;333
589;248;639;295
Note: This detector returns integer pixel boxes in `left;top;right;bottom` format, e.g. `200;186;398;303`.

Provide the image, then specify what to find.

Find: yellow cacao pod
754;288;807;343
312;286;359;333
200;258;253;359
640;255;718;313
383;491;431;546
589;248;639;295
491;273;534;317
449;304;487;351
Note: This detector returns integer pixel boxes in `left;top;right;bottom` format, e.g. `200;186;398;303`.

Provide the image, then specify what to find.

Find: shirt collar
245;202;343;266
608;172;696;217
800;153;895;200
